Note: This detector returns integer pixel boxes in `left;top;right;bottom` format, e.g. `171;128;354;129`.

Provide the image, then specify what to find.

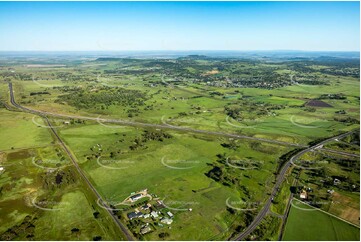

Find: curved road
8;82;304;148
7;82;358;240
231;130;356;240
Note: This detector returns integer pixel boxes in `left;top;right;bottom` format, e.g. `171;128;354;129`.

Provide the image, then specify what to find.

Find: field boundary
292;198;360;228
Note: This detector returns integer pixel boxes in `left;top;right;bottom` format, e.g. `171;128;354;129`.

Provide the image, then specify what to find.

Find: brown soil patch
203;69;219;76
0;152;6;163
305;99;333;107
7;149;31;160
328;192;360;225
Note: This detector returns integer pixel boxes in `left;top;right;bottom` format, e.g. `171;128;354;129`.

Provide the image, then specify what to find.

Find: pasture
283;199;360;241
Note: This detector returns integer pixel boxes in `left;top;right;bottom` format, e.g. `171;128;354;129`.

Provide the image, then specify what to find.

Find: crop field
283;199;360;241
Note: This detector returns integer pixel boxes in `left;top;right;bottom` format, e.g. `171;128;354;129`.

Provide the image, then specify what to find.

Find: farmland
0;52;359;240
283;199;359;241
0;109;121;240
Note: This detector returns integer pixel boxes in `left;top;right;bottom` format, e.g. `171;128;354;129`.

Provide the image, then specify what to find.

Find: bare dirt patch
7;149;31;160
328;192;360;226
203;69;219;76
305;99;333;107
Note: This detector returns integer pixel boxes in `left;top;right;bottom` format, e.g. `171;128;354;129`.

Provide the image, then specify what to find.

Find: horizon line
0;50;359;53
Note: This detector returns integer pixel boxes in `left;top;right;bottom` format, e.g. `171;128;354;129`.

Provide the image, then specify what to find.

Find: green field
0;53;359;240
0;109;121;240
283;199;360;241
56;121;291;240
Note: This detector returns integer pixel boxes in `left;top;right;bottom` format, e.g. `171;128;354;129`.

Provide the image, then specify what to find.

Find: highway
7;82;358;240
7;83;134;240
231;130;356;240
45;117;134;240
8;82;305;148
320;147;360;158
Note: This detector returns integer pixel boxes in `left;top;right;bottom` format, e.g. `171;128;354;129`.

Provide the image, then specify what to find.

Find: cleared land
283;199;360;241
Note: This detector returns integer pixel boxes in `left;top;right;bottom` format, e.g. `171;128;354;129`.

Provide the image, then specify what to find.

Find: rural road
8;82;305;148
7;83;134;240
7;82;358;240
231;130;357;241
44;116;134;241
320;147;359;158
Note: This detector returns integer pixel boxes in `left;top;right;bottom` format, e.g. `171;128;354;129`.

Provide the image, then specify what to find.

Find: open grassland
0;55;359;240
6;66;359;146
0;110;121;240
58;122;292;240
0;108;52;151
283;199;360;241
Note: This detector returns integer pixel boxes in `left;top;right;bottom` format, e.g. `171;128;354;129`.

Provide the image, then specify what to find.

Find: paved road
8;82;304;148
320;147;360;158
7;82;358;240
44;117;134;240
7;84;134;240
231;130;356;241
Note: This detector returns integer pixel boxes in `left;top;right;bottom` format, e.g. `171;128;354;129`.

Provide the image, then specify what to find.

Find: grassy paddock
283;199;360;241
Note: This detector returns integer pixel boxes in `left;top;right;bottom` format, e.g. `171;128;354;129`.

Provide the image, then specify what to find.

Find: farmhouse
151;211;159;218
327;189;335;194
334;178;341;186
142;204;150;210
161;218;173;225
300;190;308;199
140;226;152;235
130;194;142;202
167;211;174;218
127;211;143;220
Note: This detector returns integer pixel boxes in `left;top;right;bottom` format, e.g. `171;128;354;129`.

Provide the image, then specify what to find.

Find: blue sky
0;1;359;51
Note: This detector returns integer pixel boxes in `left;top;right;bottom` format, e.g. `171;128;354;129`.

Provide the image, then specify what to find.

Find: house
127;211;143;220
300;190;308;199
140;226;152;235
130;194;142;202
143;214;150;219
151;211;159;218
334;178;341;186
327;189;335;194
167;211;174;218
63;121;70;125
142;204;150;210
156;200;165;208
160;218;173;225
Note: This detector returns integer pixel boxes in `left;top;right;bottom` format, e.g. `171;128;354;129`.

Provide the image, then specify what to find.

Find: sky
0;1;359;51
